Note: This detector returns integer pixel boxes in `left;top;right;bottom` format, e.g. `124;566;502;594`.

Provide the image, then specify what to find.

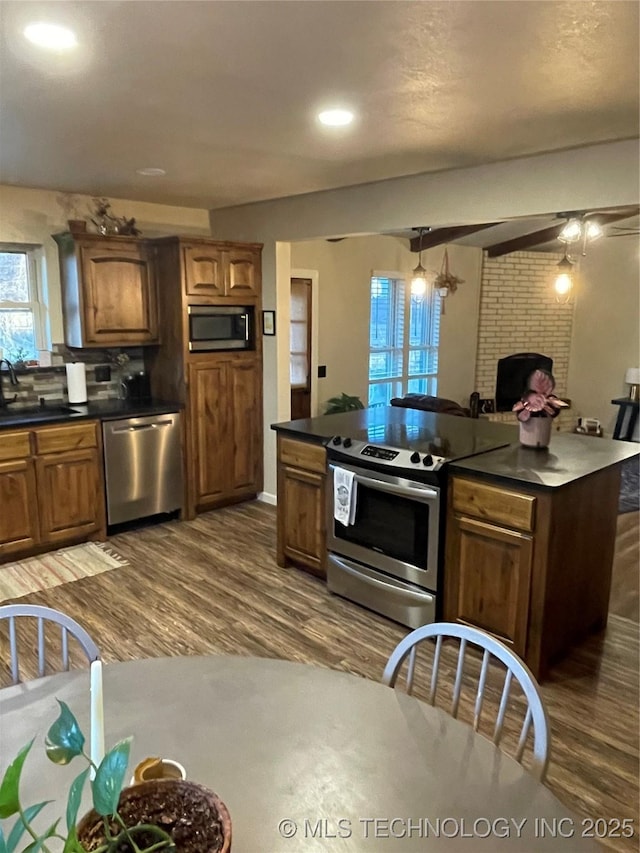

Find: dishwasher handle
111;419;174;433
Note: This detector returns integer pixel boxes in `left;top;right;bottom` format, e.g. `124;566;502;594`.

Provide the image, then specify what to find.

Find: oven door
327;463;440;591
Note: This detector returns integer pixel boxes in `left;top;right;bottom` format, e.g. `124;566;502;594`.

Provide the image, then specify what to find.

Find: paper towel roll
66;362;87;403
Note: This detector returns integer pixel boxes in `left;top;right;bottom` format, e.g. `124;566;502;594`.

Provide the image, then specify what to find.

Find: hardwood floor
1;501;638;853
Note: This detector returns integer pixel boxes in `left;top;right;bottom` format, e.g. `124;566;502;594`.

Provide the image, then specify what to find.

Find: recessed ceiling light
135;167;166;177
318;108;354;127
24;22;77;50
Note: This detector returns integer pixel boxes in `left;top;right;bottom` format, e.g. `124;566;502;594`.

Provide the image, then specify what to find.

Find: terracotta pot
519;416;552;448
77;779;231;853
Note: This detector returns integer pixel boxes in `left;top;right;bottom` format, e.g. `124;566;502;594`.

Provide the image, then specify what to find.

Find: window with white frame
368;274;440;407
0;245;45;361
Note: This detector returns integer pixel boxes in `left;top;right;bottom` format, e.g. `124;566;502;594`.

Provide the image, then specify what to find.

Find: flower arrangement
512;369;569;421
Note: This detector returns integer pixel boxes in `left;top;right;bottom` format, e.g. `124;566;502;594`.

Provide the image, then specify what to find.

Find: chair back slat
9;616;19;683
493;669;513;746
382;622;550;782
61;626;70;670
515;707;532;762
406;646;417;694
37;617;46;677
428;635;442;705
473;649;490;731
0;604;100;686
451;638;467;718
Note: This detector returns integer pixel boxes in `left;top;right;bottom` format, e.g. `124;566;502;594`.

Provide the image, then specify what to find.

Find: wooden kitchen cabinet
182;241;260;299
146;236;263;519
276;435;327;577
53;232;159;347
444;469;619;680
445;477;536;658
0;421;106;563
0;430;40;556
188;355;262;513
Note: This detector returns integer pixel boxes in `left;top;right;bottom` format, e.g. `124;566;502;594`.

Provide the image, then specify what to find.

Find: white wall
0;185;211;343
290;236;482;413
568;234;640;438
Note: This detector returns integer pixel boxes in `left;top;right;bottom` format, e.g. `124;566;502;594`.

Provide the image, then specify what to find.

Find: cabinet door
227;359;261;495
446;515;532;655
227;248;260;298
279;465;326;576
183;245;226;297
0;459;40;556
189;361;230;505
36;449;102;545
79;243;159;344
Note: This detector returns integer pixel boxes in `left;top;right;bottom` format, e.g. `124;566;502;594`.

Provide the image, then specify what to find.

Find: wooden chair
0;603;100;685
382;622;550;781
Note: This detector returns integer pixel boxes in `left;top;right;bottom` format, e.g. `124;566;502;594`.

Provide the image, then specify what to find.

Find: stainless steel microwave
188;305;254;352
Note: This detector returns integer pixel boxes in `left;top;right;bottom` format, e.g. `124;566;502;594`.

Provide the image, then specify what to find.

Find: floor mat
0;542;129;603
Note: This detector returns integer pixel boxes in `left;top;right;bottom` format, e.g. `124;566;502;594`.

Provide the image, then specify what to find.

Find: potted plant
0;701;231;853
324;392;365;414
512;368;569;448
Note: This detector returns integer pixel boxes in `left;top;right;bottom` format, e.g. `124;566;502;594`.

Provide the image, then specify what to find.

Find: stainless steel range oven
327;444;444;629
325;409;514;630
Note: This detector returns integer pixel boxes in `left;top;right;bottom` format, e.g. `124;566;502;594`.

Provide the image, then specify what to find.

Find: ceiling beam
486;207;640;257
409;223;502;252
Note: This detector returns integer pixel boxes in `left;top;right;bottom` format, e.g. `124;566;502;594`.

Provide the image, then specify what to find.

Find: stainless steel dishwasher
102;412;183;525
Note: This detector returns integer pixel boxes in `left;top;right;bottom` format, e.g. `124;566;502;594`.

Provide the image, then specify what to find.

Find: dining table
0;655;605;851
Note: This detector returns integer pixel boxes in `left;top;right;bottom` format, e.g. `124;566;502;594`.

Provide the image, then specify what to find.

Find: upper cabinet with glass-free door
53;232;159;347
180;239;261;300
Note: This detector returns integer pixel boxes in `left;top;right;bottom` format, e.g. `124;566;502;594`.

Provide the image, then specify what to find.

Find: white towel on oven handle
333;467;358;526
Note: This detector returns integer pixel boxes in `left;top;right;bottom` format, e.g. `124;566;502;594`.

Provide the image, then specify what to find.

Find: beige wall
290;236;482;414
568;235;640;438
210;140;639;496
0;185;211;344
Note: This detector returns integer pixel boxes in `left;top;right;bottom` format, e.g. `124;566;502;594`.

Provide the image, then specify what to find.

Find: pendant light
558;214;603;256
411;227;428;301
554;251;574;303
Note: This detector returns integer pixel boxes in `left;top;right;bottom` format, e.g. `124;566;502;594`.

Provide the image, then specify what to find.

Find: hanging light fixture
558;213;603;255
411;227;428;301
554;251;574;303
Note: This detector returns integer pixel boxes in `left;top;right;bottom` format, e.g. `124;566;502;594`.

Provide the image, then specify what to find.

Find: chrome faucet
0;359;19;408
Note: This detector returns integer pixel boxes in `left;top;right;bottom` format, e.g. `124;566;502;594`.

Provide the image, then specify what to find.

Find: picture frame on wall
262;310;276;336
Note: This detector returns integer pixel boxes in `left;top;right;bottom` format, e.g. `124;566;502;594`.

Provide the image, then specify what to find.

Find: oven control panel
361;445;399;461
327;436;446;472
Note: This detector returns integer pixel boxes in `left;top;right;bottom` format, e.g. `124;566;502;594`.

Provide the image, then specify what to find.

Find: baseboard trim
258;491;277;506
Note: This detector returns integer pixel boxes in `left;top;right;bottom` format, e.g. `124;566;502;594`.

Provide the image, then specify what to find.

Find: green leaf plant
0;701;175;853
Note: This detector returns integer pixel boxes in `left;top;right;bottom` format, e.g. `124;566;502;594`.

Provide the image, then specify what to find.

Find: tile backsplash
2;344;145;407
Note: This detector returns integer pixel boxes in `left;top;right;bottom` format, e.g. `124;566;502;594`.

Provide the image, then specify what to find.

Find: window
368;275;440;407
0;246;45;361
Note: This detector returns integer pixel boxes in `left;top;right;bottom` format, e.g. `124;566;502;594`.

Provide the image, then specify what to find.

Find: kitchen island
272;408;638;679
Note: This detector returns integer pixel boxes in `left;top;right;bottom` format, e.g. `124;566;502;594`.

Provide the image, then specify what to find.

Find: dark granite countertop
271;406;517;446
0;399;183;430
450;432;639;489
272;408;639;489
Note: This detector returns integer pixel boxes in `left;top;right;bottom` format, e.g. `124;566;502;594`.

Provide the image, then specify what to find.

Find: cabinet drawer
279;437;326;474
34;422;97;455
0;430;31;461
452;478;536;533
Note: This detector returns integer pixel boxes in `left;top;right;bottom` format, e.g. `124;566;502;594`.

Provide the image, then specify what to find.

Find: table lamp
625;367;640;401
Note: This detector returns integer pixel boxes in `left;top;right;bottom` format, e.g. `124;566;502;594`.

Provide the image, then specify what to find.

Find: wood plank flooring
1;502;638;853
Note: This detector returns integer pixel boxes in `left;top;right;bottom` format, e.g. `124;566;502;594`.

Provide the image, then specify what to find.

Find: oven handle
329;465;438;502
329;553;436;603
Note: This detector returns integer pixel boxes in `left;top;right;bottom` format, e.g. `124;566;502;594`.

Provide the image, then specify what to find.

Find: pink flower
512;369;569;422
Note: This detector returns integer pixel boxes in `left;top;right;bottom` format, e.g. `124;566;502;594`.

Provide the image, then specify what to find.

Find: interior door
290;277;312;420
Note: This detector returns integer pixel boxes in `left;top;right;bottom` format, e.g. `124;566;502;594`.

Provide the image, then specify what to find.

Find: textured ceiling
0;1;638;210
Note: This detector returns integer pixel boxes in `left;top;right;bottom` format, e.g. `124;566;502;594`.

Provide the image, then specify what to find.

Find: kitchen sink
0;405;81;423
